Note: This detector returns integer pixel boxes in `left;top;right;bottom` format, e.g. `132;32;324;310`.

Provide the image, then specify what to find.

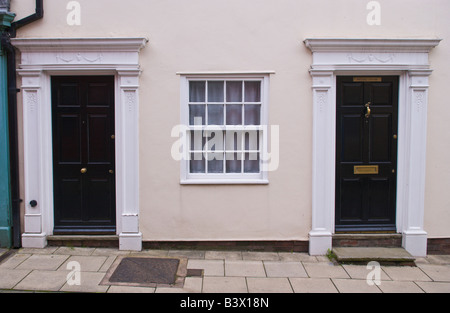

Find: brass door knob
81;168;87;174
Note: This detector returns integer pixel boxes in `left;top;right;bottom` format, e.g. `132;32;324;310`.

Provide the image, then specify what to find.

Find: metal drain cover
101;256;188;288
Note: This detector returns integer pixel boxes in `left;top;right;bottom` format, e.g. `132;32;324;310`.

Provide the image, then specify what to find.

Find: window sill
180;179;269;185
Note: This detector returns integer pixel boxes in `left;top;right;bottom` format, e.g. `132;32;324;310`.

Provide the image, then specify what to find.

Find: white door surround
12;37;148;251
304;38;441;257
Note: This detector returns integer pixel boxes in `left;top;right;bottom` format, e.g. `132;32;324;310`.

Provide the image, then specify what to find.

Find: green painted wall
0;11;15;248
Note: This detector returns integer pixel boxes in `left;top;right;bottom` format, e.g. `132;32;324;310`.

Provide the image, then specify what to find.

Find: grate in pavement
101;256;188;288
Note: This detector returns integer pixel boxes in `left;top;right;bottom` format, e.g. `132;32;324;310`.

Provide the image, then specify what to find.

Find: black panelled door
336;76;398;232
52;76;116;234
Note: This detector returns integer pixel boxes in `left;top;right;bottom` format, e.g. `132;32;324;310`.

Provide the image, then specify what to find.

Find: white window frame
178;73;272;184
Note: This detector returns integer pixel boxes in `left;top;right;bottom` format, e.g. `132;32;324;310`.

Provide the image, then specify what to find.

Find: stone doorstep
333;233;402;248
333;247;416;265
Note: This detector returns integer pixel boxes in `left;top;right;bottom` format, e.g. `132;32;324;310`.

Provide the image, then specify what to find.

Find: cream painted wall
10;0;450;240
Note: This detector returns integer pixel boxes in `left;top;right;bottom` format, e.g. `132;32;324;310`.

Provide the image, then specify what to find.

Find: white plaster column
309;70;335;255
19;69;47;248
401;69;433;257
117;69;142;251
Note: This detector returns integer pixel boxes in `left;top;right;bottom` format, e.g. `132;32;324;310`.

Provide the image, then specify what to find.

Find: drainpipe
9;0;44;38
1;0;44;248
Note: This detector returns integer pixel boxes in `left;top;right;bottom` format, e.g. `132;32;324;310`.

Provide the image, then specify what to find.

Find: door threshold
48;235;119;241
335;231;397;234
333;233;402;248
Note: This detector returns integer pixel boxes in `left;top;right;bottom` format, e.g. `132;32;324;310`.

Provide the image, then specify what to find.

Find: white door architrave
304;38;441;257
12;37;148;251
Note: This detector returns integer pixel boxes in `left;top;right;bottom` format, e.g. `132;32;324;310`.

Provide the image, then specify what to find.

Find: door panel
57;114;82;163
368;178;391;221
336;76;398;231
59;178;82;221
340;178;364;221
86;177;113;221
341;82;364;106
87;114;110;163
52;76;116;234
341;114;364;162
370;114;392;162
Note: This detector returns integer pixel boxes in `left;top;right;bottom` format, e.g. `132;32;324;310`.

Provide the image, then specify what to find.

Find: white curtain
188;80;262;174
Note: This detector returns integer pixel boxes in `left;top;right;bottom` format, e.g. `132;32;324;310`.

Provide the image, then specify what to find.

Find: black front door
335;76;398;232
52;76;116;234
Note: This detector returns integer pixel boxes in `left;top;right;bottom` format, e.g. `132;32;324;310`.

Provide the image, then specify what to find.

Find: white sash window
179;74;271;184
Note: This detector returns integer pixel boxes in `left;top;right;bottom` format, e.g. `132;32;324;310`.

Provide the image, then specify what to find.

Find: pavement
1;247;450;293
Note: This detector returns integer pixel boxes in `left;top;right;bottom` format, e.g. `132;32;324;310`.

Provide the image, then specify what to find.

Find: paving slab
15;254;69;271
202;277;248;293
415;281;450;293
3;246;450;294
14;270;69;291
289;278;338;293
0;269;31;289
59;255;109;272
0;253;31;269
107;285;155;293
247;277;293;293
416;264;450;282
342;264;391;281
242;252;280;261
156;277;203;293
17;247;58;255
426;255;450;265
60;272;108;293
54;247;95;256
205;251;243;260
137;249;169;257
187;259;224;276
168;250;205;259
264;261;308;278
303;262;350;279
278;252;317;262
382;266;432;282
91;248;131;256
225;260;266;277
332;278;382;293
377;281;424;293
99;256;117;272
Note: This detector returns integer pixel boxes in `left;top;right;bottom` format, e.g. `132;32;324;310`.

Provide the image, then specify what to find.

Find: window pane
190;130;206;151
206;130;224;151
208;81;224;102
208;104;224;125
226;152;242;173
244;81;261;102
190;153;205;173
226;104;242;125
189;81;206;102
244;153;260;173
226;131;241;151
189;105;206;125
244;131;260;150
226;81;242;102
208;152;224;173
244;104;261;125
